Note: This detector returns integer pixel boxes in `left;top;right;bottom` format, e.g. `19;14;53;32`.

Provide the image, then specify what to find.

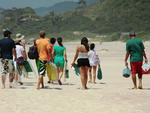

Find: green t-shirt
126;38;145;62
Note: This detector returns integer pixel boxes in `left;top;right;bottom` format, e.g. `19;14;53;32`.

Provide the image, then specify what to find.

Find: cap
3;28;12;34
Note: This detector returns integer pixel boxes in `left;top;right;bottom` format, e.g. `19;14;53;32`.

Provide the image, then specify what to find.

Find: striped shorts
38;60;47;76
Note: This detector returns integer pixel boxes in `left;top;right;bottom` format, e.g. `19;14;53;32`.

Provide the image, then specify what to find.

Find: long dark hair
81;37;89;51
15;40;21;45
57;37;63;46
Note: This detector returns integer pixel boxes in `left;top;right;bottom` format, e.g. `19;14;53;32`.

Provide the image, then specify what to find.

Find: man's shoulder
136;38;142;42
0;38;14;42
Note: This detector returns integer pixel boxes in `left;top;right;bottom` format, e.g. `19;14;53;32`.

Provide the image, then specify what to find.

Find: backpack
28;46;39;59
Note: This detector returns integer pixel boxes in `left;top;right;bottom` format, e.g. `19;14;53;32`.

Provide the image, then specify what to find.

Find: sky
0;0;78;9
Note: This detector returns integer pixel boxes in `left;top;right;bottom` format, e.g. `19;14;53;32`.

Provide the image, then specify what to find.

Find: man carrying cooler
125;32;148;89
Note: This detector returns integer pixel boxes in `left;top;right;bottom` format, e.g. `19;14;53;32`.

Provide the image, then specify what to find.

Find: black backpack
28;46;39;59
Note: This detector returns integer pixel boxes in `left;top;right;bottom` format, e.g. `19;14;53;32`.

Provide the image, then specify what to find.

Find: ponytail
57;37;63;46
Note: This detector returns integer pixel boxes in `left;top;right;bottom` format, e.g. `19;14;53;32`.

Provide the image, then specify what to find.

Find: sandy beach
0;41;150;113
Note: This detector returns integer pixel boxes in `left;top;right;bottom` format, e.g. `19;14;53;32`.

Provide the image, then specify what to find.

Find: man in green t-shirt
125;32;148;89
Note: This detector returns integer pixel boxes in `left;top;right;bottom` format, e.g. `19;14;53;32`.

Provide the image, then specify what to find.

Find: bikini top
78;52;88;59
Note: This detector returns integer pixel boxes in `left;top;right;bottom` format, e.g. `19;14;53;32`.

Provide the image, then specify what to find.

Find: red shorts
130;62;143;78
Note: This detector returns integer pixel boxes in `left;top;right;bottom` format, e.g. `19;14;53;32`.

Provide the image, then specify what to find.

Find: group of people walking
0;29;149;90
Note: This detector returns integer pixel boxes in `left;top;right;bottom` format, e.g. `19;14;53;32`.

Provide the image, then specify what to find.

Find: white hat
14;33;25;42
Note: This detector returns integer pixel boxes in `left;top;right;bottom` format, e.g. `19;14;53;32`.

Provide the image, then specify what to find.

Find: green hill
0;0;150;41
83;0;150;33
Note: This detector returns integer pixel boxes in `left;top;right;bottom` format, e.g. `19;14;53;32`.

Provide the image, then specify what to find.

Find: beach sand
0;41;150;113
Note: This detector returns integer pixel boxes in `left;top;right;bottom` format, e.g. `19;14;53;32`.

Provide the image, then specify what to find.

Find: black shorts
77;58;90;67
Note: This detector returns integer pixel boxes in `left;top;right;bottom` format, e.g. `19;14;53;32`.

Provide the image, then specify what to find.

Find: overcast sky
0;0;78;8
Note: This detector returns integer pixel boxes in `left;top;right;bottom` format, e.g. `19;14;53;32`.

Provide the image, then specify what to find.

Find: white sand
0;41;150;113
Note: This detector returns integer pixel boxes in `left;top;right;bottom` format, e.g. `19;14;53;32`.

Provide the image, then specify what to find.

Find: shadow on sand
41;86;62;90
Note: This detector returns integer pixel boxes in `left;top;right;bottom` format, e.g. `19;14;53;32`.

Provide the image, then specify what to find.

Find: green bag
123;67;130;78
97;64;102;80
23;61;33;72
65;61;69;79
73;63;80;76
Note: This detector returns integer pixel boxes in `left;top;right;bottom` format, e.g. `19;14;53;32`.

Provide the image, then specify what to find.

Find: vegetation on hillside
0;0;150;41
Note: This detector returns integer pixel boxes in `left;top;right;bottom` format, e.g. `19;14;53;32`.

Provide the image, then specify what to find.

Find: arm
71;47;79;66
22;49;27;60
125;52;130;67
64;49;67;62
13;48;17;61
52;48;55;63
143;50;148;63
140;41;148;63
47;44;53;62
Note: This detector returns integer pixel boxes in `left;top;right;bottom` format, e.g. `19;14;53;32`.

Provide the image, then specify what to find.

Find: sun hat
14;33;25;42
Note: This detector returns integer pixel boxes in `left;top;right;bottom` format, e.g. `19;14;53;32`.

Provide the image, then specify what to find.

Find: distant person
47;37;56;84
14;34;27;85
71;37;90;90
36;31;51;89
0;29;17;88
53;37;67;85
88;43;100;83
125;32;148;89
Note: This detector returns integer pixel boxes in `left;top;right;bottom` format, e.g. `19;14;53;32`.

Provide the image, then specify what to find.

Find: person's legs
79;67;86;89
37;60;46;89
130;62;137;89
59;68;64;80
84;66;89;89
137;62;143;89
41;76;44;88
88;67;92;83
37;75;42;89
9;72;14;88
16;65;23;85
138;77;142;89
131;74;137;89
93;66;97;84
57;67;62;85
1;74;6;88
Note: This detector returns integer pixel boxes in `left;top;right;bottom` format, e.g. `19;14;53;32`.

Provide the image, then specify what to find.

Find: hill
0;0;150;41
83;0;150;33
35;1;78;16
35;0;98;16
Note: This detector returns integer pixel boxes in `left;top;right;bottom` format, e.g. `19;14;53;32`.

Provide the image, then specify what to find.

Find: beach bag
16;57;24;65
142;63;150;74
23;61;33;72
46;62;57;81
65;61;69;79
123;67;131;78
28;46;39;59
73;63;80;76
97;64;102;80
